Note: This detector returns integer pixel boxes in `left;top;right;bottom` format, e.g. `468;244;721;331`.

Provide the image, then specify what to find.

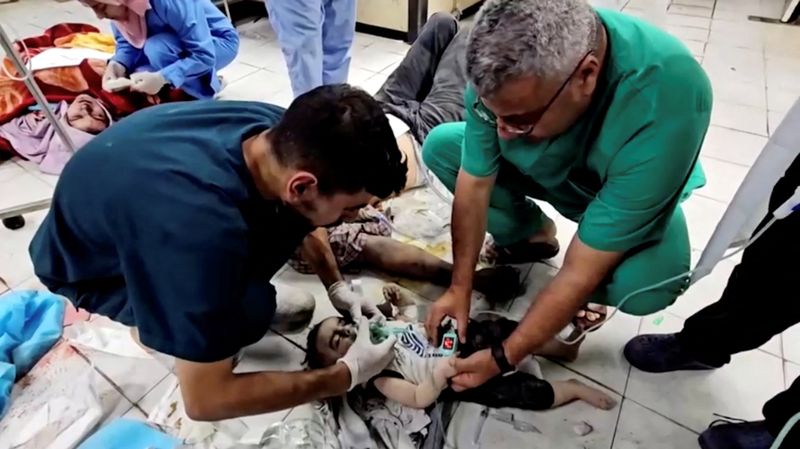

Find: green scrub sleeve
578;72;712;252
460;86;502;178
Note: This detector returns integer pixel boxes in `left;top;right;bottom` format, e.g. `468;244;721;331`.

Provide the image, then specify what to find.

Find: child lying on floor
306;284;617;411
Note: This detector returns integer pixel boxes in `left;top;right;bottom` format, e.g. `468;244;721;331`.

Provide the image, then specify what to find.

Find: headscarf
0;101;112;175
85;0;152;49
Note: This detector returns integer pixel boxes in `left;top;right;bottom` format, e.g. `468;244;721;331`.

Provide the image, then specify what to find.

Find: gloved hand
130;71;168;95
102;60;128;92
328;281;384;323
338;318;397;390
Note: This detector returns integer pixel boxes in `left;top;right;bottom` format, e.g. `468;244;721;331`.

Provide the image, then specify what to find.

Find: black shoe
699;420;774;449
623;333;719;373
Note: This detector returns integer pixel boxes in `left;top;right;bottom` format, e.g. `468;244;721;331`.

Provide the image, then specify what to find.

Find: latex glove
338;318;397;390
130;71;168;95
102;60;128;92
328;281;384;323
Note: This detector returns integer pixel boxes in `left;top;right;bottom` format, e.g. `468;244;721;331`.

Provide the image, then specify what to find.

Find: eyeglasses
472;50;593;136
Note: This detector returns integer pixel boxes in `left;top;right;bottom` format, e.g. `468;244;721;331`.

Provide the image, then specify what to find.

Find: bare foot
537;336;581;362
566;379;617;410
382;283;415;307
574;304;608;332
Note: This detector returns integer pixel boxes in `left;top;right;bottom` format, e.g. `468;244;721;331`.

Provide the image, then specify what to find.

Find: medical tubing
0;22;32;81
769;411;800;449
556;214;781;345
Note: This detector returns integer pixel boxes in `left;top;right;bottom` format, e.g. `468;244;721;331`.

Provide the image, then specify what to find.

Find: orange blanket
1;23;188;156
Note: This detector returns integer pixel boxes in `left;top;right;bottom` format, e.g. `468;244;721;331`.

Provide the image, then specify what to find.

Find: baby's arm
374;377;441;409
373;358;456;409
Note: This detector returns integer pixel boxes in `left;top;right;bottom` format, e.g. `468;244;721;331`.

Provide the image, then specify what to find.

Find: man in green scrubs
422;0;712;391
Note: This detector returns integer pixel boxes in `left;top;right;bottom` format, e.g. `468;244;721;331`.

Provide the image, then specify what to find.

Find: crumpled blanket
321;387;448;449
0;23;190;160
0;290;65;417
0;100;98;174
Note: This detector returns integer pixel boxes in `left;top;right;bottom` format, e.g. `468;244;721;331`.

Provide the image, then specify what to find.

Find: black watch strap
491;342;514;374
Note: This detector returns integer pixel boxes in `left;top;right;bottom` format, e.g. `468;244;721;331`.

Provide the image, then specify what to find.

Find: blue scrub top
30;101;314;362
112;0;238;97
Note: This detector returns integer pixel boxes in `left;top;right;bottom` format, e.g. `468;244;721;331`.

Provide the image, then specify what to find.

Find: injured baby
307;284;617;412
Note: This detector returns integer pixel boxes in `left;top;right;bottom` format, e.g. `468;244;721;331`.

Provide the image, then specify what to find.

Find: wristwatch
491;342;515;375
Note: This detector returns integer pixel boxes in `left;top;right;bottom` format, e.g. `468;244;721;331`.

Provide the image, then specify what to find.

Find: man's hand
102;60;128;92
425;287;471;344
338;318;397;390
450;348;500;392
130;71;168;95
328;280;383;323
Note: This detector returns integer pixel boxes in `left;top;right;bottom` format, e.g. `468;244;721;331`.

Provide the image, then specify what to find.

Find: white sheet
29;47;113;71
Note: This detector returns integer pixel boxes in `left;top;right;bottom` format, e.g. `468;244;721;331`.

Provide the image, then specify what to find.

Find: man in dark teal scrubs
29;85;407;420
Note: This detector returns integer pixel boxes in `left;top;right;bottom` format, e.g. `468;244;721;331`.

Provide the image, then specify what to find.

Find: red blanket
1;23;188;156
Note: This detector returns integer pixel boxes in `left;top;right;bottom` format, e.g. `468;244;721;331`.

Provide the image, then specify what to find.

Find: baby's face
66;94;109;134
315;317;357;367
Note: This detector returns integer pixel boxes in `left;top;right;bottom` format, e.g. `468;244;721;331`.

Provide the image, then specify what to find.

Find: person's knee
421;122;464;175
143;33;182;68
615;288;681;316
603;260;687;316
427;12;458;35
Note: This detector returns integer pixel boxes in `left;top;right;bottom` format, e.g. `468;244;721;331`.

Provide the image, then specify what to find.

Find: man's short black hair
304;322;325;370
270;84;407;199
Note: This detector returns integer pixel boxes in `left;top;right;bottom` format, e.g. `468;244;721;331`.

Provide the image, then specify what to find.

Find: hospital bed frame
0;23;74;229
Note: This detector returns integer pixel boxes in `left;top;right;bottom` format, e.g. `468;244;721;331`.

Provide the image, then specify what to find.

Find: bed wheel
2;215;25;230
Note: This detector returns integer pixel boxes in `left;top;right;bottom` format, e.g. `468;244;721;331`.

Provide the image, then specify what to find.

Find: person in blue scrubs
266;0;356;97
81;0;239;99
29;85;408;420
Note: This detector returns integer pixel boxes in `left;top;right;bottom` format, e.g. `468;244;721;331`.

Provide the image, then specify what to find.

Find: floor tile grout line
708;123;770;139
700;153;761;170
761;26;772;137
71;343;137;406
608;397;626;449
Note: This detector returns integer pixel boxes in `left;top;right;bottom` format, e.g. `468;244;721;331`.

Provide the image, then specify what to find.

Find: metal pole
0;23;76;153
222;0;232;21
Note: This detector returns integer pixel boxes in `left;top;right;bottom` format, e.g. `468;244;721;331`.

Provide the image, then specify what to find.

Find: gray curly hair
467;0;597;97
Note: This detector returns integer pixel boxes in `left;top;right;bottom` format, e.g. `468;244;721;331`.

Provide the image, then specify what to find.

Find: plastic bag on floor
0;342;103;449
64;320;151;359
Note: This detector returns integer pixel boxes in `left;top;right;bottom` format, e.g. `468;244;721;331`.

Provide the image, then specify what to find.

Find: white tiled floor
1;0;799;447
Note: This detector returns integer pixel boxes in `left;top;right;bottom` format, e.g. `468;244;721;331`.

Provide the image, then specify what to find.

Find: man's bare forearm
300;227;343;288
502;270;596;364
182;362;351;421
450;170;495;294
502;237;623;364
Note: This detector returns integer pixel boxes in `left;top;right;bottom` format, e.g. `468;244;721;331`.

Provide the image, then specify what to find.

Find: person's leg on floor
321;0;356;85
266;0;324;97
376;12;458;104
376;13;459;135
358;235;521;302
625;154;800;373
422;123;550;249
415;25;470;139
